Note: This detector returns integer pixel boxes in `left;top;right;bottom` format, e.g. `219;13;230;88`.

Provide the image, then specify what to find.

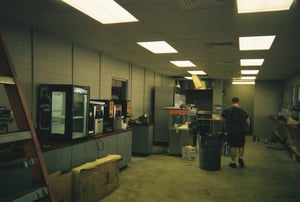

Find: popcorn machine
165;107;197;155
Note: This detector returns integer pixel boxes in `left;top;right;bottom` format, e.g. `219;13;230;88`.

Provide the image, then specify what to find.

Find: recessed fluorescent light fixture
170;61;196;67
241;70;259;75
239;35;276;51
241;76;256;80
232;81;255;85
184;76;192;80
240;59;264;66
137;41;178;54
187;70;207;75
62;0;138;24
237;0;293;14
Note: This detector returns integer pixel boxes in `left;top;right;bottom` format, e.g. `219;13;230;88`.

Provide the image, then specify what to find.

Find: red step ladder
0;35;54;201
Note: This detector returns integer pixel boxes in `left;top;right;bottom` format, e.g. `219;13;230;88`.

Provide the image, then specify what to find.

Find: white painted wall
0;19;174;131
254;80;283;139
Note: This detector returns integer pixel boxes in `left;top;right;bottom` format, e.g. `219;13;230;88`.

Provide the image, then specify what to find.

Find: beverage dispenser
88;101;105;135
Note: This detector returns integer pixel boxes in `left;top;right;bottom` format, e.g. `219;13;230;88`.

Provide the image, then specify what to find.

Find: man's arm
246;117;250;129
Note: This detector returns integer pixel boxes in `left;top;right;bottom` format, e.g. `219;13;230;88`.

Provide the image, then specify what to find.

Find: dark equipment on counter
0;106;13;133
139;113;151;126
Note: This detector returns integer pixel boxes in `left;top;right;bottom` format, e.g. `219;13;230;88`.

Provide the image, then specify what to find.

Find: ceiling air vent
178;0;234;10
203;41;233;49
204;41;233;46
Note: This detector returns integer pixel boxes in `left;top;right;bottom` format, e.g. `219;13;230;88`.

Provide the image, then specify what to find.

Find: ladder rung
3;186;48;202
0;157;39;169
0;131;32;144
0;76;15;85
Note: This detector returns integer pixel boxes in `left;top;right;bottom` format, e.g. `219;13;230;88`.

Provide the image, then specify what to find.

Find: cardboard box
72;155;121;202
182;145;196;161
49;171;72;202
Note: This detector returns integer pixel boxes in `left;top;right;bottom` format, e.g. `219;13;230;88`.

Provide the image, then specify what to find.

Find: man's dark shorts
228;133;245;147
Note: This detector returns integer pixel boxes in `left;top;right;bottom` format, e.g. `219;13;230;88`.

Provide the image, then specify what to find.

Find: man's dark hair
232;97;239;103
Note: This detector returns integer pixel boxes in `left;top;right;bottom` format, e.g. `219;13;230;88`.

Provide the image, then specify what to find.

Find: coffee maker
92;99;114;133
88;101;105;135
114;100;131;123
113;103;122;131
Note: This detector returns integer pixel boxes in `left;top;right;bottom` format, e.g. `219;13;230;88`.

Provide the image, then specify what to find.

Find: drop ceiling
0;0;299;80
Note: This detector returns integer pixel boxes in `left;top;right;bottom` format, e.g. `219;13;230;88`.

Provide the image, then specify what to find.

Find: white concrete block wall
73;45;100;99
144;70;155;117
131;65;145;119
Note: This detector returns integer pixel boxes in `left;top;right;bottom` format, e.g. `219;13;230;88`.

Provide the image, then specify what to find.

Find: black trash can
198;134;222;171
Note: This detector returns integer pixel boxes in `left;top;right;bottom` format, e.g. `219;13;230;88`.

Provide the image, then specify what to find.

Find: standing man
221;97;250;168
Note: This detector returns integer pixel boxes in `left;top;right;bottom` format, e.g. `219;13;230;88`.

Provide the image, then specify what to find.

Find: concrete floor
101;136;300;202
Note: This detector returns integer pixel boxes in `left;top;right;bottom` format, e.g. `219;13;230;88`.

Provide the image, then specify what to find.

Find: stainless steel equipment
154;87;186;144
93;100;114;133
88;101;105;135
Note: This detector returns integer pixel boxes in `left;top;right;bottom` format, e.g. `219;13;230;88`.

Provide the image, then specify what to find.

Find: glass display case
37;84;90;141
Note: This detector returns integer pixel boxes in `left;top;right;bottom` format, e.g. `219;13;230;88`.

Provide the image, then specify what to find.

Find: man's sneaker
229;162;237;168
238;158;245;168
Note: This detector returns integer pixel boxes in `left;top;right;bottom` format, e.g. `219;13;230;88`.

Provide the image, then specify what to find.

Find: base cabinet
132;125;153;155
43;130;131;173
1;130;132;200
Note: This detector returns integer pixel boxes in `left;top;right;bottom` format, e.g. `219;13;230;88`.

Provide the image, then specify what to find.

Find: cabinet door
96;135;117;158
71;141;98;167
95;137;108;158
0;158;32;196
43;147;72;174
117;131;132;168
106;135;118;155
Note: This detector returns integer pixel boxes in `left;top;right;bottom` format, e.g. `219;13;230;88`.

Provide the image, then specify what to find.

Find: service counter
0;129;132;200
41;129;132;174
